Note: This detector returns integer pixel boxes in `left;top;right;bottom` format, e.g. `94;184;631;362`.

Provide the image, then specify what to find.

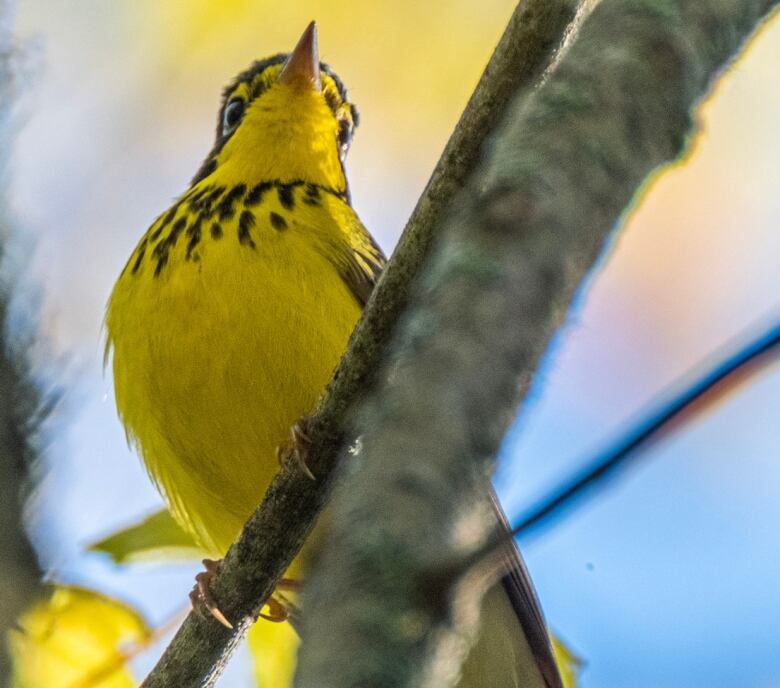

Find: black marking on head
238;210;257;248
328;62;359;152
246;181;273;206
278;184;295;210
269;212;287;231
323;88;340;114
191;56;359;188
191;55;288;186
228;54;288;97
218;184;247;222
322;63;352;116
210;222;223;239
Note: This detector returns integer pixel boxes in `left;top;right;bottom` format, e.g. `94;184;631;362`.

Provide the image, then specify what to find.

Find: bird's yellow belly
107;227;360;556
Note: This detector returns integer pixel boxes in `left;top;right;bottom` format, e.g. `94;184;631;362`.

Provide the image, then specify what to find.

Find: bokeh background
5;1;780;686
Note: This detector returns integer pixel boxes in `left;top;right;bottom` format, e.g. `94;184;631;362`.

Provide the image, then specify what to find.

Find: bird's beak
278;21;321;91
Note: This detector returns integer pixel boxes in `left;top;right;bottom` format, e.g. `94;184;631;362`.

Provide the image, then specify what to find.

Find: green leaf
88;509;202;564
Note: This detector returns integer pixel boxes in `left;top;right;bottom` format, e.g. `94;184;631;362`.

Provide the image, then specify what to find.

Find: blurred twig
514;318;780;538
140;2;582;686
0;2;45;684
294;2;780;688
447;317;780;580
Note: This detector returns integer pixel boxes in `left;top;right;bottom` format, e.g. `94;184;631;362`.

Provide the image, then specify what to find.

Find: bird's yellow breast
106;180;363;556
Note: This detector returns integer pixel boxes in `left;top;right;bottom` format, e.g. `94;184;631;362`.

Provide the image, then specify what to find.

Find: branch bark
140;2;581;686
293;1;780;687
0;276;41;688
0;3;45;684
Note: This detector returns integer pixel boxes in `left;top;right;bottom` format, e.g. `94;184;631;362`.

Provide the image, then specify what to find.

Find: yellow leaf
88;510;202;564
8;585;150;688
551;635;583;688
247;618;299;688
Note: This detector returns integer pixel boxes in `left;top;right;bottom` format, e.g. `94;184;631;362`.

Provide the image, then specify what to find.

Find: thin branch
514;317;780;538
440;317;780;583
140;2;581;685
293;3;780;688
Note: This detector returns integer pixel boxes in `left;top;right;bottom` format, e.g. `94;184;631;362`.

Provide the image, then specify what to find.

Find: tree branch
0;3;45;684
439;317;780;586
140;2;581;685
514;318;780;539
293;2;780;687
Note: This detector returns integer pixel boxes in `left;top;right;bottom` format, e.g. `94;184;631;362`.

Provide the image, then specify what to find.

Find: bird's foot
257;578;302;628
276;417;315;480
189;558;233;629
277;577;302;592
258;595;289;623
259;589;302;632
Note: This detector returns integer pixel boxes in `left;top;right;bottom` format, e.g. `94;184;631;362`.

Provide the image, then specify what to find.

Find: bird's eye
222;98;246;136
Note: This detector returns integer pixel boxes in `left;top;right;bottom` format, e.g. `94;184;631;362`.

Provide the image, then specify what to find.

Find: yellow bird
105;22;563;688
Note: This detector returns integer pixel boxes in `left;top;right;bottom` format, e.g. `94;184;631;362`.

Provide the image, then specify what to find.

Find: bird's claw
258;596;289;623
189;558;233;629
259;590;302;632
276;417;315;480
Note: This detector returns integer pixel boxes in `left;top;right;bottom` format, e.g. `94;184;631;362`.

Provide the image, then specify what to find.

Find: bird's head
193;22;359;201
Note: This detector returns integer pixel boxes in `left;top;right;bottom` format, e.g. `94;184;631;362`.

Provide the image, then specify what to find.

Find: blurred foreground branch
141;1;581;686
294;2;780;688
0;2;44;684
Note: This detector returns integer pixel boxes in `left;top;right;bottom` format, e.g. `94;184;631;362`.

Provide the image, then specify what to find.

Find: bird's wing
343;218;560;687
327;212;386;308
456;494;562;688
492;493;563;688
